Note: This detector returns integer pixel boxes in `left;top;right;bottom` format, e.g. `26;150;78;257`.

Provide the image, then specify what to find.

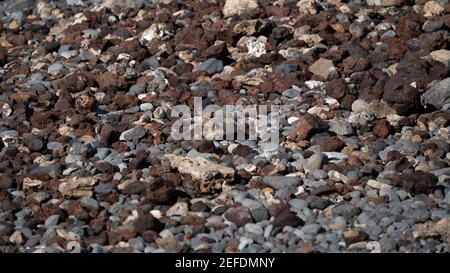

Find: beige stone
309;58;338;81
223;0;259;17
58;176;97;198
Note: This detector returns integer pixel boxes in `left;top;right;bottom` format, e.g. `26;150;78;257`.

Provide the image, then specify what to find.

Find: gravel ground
1;0;450;253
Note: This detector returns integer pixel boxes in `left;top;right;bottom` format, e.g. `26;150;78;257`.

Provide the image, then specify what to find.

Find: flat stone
58;176;97;198
262;176;302;190
44;214;60;227
120;126;146;141
391;171;437;196
328;119;353;135
165;154;235;182
367;179;393;190
192;58;223;75
332;204;362;220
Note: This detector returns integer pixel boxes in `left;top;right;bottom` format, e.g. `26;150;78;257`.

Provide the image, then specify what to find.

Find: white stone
367;179;393;190
297;0;319;14
223;0;259;17
166;202;188;217
351;99;369;113
140;23;170;44
305;80;322;90
288;117;300;125
423;1;444;17
246;37;266;58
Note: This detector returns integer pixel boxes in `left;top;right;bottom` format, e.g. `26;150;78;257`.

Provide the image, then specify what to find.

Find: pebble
120;126;146;141
44;215;60;228
262;176;302;190
80;196;99;211
304;153;326;172
244;223;264;235
47;62;65;73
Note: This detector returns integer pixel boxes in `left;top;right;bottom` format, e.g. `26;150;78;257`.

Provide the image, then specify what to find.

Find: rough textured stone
422;78;450;110
392;171;438;196
58;176;97;198
288;114;328;142
223;0;259;17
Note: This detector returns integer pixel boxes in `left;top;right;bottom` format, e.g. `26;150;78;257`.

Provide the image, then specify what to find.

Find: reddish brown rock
321;136;345;152
324;79;347;99
373;120;392;139
272;211;304;228
342;230;369;245
288;113;328;142
382;82;421;116
224;207;253;226
0;175;14;190
392;171;438;196
0;46;7;66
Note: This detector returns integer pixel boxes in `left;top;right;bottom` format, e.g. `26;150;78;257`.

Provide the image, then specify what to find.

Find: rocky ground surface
1;0;450;253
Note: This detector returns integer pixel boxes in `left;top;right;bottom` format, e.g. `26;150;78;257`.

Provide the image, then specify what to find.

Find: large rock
192;58;223;75
59;176;97;198
309;58;339;81
423;1;444;18
120;126;146;141
102;0;144;9
223;0;259;18
367;0;403;6
262;176;302;190
422;78;450;110
382;76;421;115
272;211;304;227
391;171;438;196
430;50;450;67
288;113;328;142
328;118;353;136
165;155;235;196
224;207;253;226
413;218;450;243
304;153;327;172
